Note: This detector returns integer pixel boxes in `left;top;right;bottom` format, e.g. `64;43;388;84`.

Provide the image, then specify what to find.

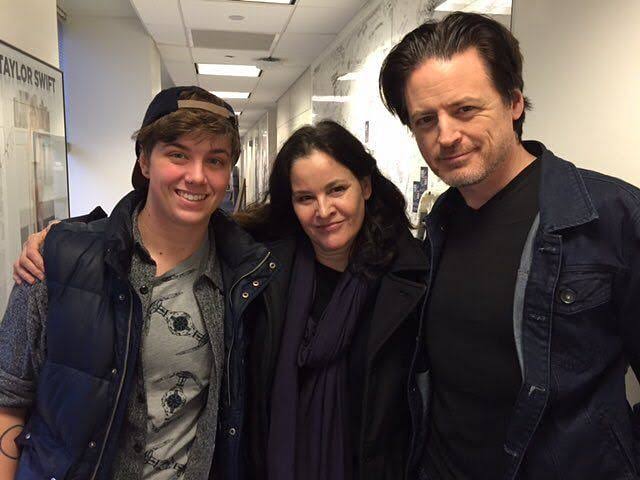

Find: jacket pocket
15;416;74;479
554;267;613;315
35;361;112;455
551;266;615;371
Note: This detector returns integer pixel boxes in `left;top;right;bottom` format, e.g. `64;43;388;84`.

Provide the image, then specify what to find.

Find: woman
14;120;428;480
237;121;428;480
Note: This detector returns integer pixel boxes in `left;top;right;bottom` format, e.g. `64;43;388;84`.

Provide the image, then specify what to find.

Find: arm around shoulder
12;206;107;285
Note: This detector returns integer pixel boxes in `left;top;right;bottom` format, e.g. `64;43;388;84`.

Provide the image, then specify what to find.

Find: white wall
0;0;59;68
513;0;640;186
512;0;640;403
276;69;312;149
240;108;276;205
63;15;161;216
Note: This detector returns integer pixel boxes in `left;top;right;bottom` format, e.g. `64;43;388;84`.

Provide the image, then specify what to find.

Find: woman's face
290;149;371;268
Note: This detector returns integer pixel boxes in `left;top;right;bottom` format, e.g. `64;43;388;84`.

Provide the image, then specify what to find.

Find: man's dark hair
379;11;531;141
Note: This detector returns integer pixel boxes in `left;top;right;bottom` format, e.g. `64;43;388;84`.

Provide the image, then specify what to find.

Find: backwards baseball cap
132;86;239;189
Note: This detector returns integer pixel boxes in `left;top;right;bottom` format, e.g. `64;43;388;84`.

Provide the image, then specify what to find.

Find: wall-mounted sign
0;39;69;311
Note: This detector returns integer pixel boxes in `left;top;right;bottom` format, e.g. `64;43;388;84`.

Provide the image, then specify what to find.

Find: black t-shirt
425;159;541;479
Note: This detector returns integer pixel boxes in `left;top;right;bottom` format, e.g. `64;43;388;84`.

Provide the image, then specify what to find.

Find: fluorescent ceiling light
231;0;295;4
197;63;261;77
211;91;251;99
435;0;511;15
312;95;351;103
234;111;243;115
337;71;362;82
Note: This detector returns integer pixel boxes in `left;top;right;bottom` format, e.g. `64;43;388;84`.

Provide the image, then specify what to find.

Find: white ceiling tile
192;30;275;51
181;0;294;33
198;75;260;92
130;0;182;25
164;61;198;86
286;6;360;34
157;44;193;63
60;0;137;17
272;32;336;64
255;66;307;99
146;23;188;46
295;0;368;7
192;47;269;65
225;99;248;111
249;87;284;104
253;68;310;109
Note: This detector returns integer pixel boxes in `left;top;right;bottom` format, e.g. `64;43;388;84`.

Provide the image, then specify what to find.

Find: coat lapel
366;233;428;365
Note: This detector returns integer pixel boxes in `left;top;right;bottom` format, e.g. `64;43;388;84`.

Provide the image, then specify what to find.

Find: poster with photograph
0;40;68;311
412;167;430;213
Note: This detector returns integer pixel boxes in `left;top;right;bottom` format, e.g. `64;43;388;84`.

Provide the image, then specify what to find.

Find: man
380;11;640;480
0;86;276;479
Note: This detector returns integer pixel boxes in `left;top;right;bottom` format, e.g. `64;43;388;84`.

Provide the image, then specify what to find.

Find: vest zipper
226;252;271;405
90;288;134;480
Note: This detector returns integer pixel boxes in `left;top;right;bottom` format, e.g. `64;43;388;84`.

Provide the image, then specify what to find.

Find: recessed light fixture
232;0;295;4
211;91;251;99
312;95;351;103
235;111;243;115
435;0;511;15
337;71;362;82
197;63;262;77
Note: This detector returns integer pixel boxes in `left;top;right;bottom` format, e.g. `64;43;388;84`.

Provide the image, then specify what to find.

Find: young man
0;86;276;479
380;12;640;480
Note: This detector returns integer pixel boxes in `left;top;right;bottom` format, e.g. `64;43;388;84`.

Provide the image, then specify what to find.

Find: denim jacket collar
428;141;599;235
527;141;599;233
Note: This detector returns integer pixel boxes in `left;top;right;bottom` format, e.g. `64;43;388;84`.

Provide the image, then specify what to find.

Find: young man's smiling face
138;132;232;229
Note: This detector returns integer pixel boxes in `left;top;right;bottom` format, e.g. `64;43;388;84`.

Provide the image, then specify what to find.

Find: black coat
245;230;428;480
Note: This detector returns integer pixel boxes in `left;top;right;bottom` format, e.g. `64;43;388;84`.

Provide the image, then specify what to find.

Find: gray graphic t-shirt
142;237;212;479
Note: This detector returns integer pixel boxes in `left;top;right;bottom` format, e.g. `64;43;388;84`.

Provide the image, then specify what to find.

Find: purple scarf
267;240;371;480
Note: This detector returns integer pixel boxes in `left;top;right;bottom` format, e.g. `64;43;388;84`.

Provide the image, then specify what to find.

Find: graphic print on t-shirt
139;234;215;480
148;291;209;355
151;371;205;432
144;438;187;479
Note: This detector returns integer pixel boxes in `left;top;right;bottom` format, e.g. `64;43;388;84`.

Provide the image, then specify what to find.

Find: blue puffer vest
15;189;278;480
15;192;145;480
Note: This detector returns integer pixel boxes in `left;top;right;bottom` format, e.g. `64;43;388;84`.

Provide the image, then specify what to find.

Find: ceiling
58;0;368;135
58;0;138;17
129;0;369;135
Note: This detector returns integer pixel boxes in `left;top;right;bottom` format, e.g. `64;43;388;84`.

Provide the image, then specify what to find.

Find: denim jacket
414;141;640;479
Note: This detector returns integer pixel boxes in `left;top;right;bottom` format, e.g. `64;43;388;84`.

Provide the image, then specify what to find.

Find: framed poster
0;39;69;311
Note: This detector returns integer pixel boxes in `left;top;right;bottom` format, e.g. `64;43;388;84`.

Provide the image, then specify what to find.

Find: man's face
139;133;232;229
404;47;525;188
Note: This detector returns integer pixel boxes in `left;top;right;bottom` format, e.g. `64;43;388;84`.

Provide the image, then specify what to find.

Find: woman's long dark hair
235;120;410;277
